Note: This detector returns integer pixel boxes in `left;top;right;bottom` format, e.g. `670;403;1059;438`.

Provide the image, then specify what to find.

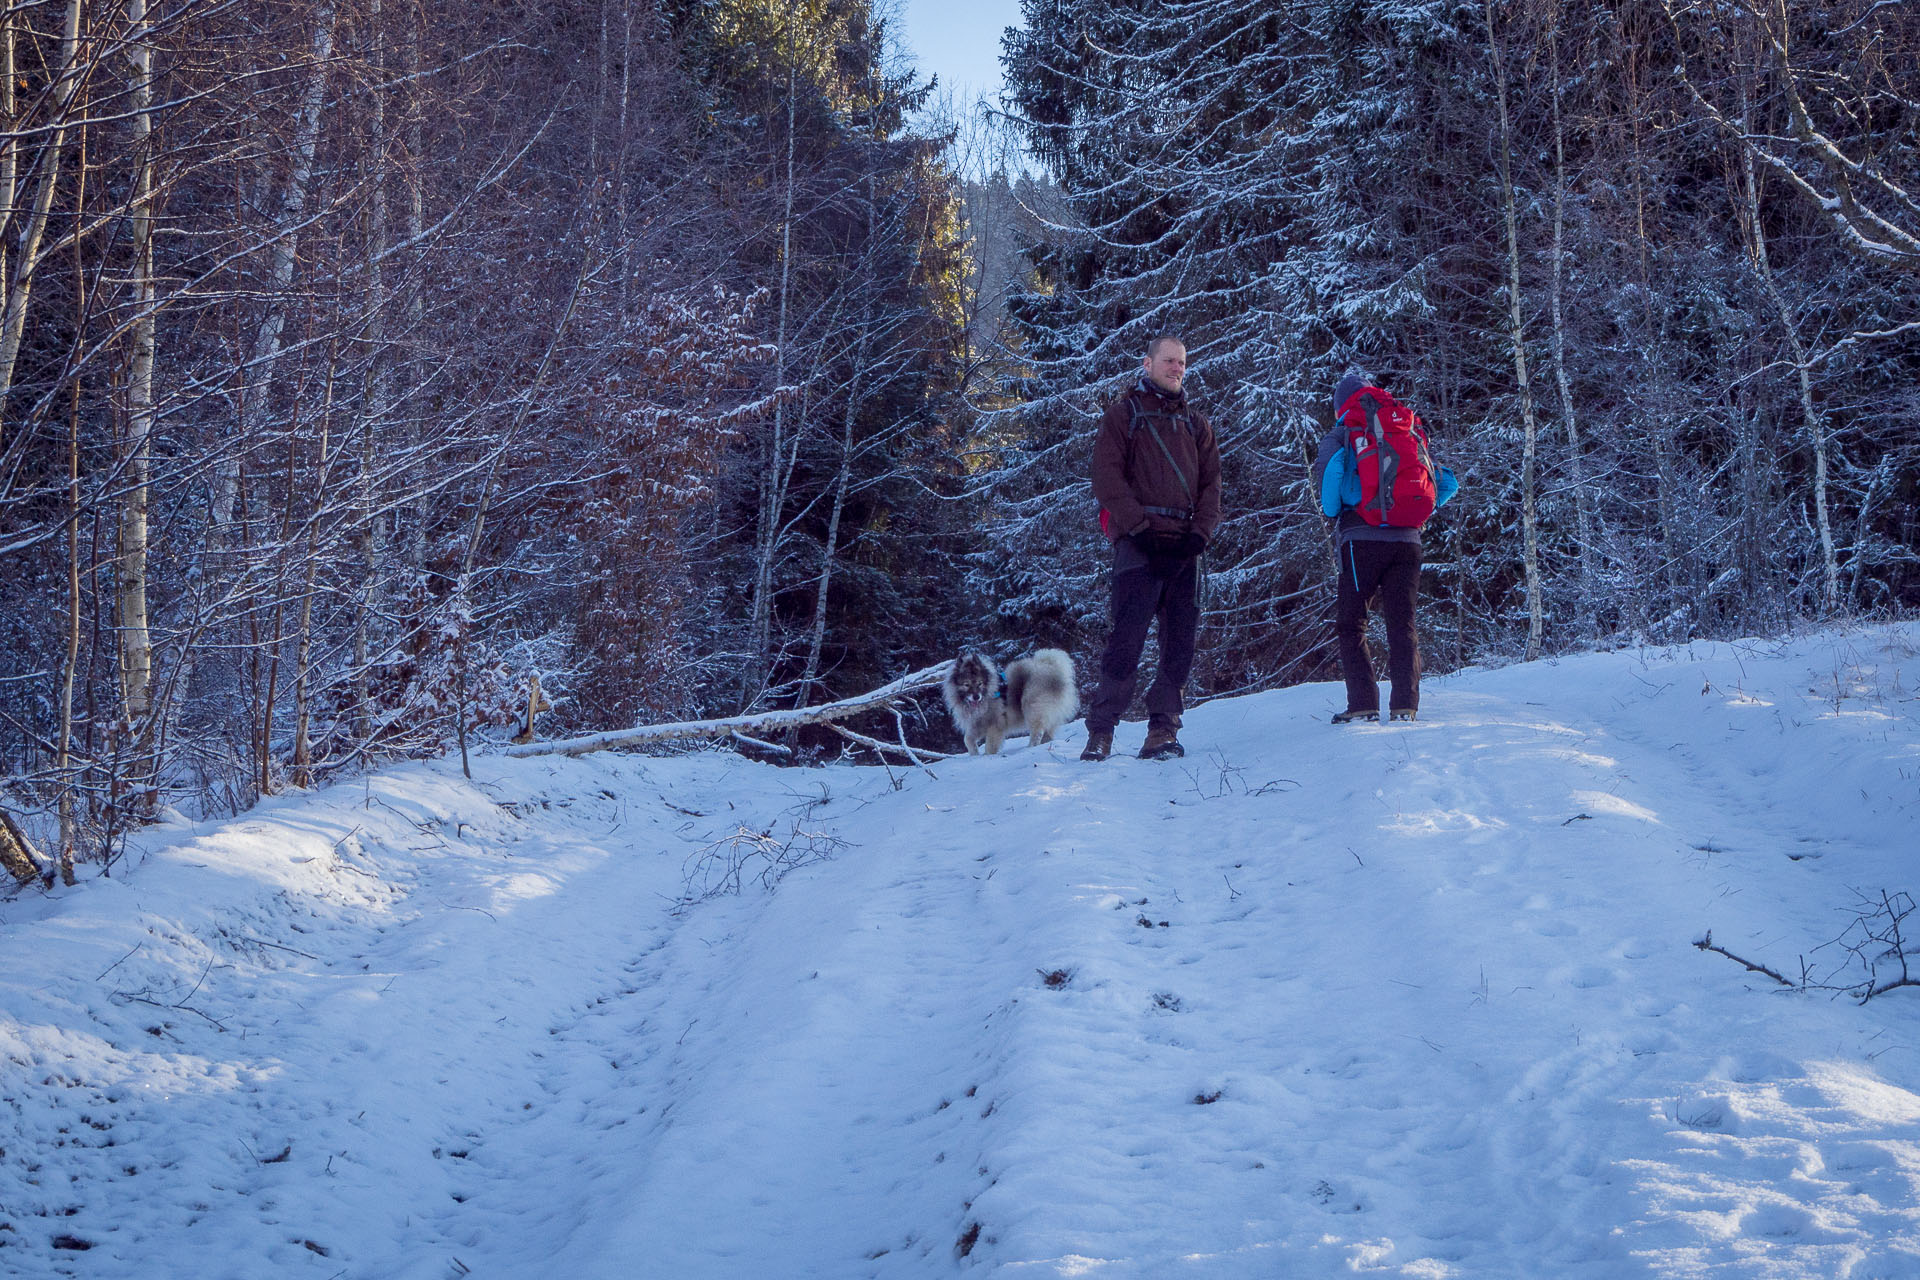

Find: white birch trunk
1619;23;1681;624
1486;0;1544;661
747;37;801;704
2;12;16;330
616;0;634;311
0;0;85;447
405;0;429;570
212;0;340;551
1736;84;1840;614
800;48;885;705
60;236;84;875
355;0;391;739
801;332;868;703
293;356;339;788
1546;0;1596;636
119;0;158;725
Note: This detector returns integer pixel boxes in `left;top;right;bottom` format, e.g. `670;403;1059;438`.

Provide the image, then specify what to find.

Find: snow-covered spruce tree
996;0;1920;684
995;0;1526;687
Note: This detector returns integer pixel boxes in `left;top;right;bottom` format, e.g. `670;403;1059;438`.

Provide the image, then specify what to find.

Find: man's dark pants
1335;539;1422;714
1087;552;1200;733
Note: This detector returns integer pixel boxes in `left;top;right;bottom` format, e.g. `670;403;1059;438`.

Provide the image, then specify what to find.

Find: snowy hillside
5;625;1920;1279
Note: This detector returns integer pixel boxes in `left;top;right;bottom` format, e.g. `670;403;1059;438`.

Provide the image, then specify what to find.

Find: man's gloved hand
1127;529;1175;558
1130;529;1208;560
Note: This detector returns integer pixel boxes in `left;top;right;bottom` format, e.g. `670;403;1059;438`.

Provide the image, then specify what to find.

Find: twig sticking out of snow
1699;890;1920;1002
1694;931;1796;988
827;722;953;767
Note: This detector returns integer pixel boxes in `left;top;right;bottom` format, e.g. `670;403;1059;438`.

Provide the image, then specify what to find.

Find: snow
6;624;1920;1278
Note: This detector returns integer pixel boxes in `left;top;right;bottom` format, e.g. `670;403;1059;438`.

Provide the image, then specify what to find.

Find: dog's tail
1012;648;1080;732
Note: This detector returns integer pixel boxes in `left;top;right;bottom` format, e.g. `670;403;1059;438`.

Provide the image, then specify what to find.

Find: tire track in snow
589;759;1053;1277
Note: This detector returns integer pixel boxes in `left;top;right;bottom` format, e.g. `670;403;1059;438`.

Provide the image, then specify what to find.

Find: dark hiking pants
1087;553;1201;733
1335;539;1422;714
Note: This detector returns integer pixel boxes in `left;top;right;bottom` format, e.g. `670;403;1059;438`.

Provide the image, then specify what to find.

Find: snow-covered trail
4;626;1919;1279
608;635;1919;1278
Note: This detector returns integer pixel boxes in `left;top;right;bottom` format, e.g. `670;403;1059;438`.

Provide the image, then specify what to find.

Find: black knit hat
1333;371;1370;415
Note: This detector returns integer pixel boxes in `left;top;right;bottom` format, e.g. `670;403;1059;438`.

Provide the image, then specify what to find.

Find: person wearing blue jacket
1310;372;1459;723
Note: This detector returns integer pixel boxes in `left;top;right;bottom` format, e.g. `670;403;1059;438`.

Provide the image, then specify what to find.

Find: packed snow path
5;626;1920;1278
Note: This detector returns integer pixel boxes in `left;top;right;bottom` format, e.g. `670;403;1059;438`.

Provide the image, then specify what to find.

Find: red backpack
1340;386;1437;529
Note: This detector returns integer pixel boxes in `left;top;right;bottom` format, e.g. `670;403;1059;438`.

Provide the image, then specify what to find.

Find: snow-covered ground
6;624;1920;1279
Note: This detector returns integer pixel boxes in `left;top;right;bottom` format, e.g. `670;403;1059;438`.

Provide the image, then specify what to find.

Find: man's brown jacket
1090;379;1222;543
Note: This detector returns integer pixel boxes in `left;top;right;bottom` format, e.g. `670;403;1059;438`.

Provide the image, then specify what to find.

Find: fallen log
503;660;953;759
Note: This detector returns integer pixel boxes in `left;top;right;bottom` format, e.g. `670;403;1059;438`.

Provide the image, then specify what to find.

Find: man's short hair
1146;334;1186;358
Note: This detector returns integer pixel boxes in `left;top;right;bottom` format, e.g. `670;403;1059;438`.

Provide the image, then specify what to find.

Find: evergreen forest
2;0;1916;871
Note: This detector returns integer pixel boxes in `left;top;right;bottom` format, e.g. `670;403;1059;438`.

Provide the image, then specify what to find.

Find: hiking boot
1331;708;1379;725
1080;730;1113;762
1139;725;1185;760
1389;708;1417;722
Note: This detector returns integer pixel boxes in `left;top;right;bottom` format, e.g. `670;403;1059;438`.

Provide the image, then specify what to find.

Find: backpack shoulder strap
1124;393;1195;511
1361;394;1385;445
1360;393;1399;519
1127;392;1200;438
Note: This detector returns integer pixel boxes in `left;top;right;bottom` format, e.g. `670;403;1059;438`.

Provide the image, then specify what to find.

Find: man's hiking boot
1331;708;1379;725
1080;730;1113;762
1139;725;1185;760
1390;708;1417;722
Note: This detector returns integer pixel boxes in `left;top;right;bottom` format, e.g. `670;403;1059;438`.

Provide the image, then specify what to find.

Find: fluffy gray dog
942;648;1080;755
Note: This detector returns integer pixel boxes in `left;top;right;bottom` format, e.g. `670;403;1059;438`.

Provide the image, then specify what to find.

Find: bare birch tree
118;0;159;730
211;0;341;558
747;35;804;706
1733;75;1840;614
1541;0;1595;638
1485;0;1544;659
0;0;85;440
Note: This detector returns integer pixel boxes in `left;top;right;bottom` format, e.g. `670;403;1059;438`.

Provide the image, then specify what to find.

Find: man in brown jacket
1082;335;1223;761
